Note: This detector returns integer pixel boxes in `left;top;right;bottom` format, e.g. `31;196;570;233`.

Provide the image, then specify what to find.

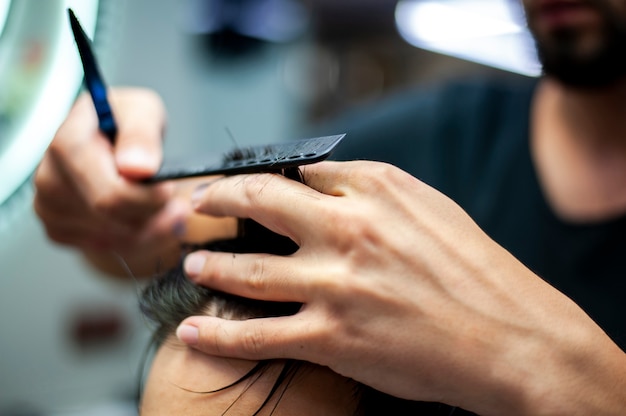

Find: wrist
487;295;626;416
450;246;626;416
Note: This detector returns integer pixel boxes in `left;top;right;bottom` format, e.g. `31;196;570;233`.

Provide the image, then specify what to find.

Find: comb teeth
223;146;265;163
144;134;346;183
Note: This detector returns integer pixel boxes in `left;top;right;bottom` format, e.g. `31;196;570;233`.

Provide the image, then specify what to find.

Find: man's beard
530;3;626;89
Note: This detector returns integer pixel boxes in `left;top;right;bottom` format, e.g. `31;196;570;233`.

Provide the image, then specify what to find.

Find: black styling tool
143;134;346;183
68;8;117;143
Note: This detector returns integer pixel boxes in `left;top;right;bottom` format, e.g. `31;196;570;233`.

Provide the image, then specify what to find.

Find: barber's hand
177;161;626;415
34;88;187;276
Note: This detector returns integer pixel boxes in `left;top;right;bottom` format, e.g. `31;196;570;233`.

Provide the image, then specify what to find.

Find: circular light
0;1;100;229
0;0;10;38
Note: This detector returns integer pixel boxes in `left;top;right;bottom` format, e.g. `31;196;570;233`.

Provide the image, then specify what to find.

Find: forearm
462;253;626;416
509;322;626;416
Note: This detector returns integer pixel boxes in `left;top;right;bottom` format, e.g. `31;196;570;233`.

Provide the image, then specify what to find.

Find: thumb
115;143;162;179
110;88;166;180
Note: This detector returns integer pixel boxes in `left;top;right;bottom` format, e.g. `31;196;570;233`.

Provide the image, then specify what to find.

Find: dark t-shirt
327;75;626;350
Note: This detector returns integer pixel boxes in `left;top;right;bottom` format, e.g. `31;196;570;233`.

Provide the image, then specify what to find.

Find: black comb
143;134;345;183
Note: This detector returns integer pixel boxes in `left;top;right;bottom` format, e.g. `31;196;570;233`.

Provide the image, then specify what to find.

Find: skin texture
178;163;626;415
33;89;234;277
141;336;358;416
175;1;626;412
32;1;626;414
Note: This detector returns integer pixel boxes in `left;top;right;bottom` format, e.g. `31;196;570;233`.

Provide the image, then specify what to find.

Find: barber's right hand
34;88;188;275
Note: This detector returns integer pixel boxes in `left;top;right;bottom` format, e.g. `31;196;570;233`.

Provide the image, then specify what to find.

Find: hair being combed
139;168;459;416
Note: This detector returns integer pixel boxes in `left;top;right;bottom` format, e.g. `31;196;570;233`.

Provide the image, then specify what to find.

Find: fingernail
176;324;198;345
184;252;206;277
117;147;157;170
173;219;186;237
191;181;216;206
164;198;191;238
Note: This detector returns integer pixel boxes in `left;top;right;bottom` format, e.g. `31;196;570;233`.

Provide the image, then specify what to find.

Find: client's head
138;219;362;415
138;170;454;415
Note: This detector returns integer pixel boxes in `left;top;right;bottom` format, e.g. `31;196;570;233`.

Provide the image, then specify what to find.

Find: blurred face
522;0;626;87
140;336;359;416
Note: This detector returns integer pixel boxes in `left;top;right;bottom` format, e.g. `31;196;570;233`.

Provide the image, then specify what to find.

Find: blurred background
0;0;538;414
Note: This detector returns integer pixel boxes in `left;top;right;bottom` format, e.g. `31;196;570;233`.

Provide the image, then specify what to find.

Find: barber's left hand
176;161;626;415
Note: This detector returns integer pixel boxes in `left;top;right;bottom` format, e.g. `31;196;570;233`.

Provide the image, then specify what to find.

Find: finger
50;146;172;226
110;88;167;179
299;161;353;196
51;90;171;219
40;213;179;252
134;197;191;243
44;225;121;250
40;223;96;247
60;90;166;178
192;173;329;242
68;169;172;225
34;154;85;213
184;250;309;302
301;160;413;197
176;314;320;363
33;193;138;245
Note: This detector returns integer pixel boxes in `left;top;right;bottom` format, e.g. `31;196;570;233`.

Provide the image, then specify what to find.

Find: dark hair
139;168;458;416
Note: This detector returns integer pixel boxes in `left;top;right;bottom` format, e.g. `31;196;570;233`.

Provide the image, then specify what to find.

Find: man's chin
541;58;626;89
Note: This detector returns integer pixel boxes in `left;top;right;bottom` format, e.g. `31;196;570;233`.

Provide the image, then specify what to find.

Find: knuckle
245;257;267;293
241;325;266;355
350;161;413;195
32;159;49;191
91;193;113;216
91;190;121;218
332;207;372;243
137;88;166;111
206;322;227;355
364;160;395;176
242;174;279;205
90;185;145;222
45;227;77;246
324;207;383;270
33;188;75;223
47;129;75;161
203;255;224;283
361;162;399;191
33;172;67;204
32;195;48;220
